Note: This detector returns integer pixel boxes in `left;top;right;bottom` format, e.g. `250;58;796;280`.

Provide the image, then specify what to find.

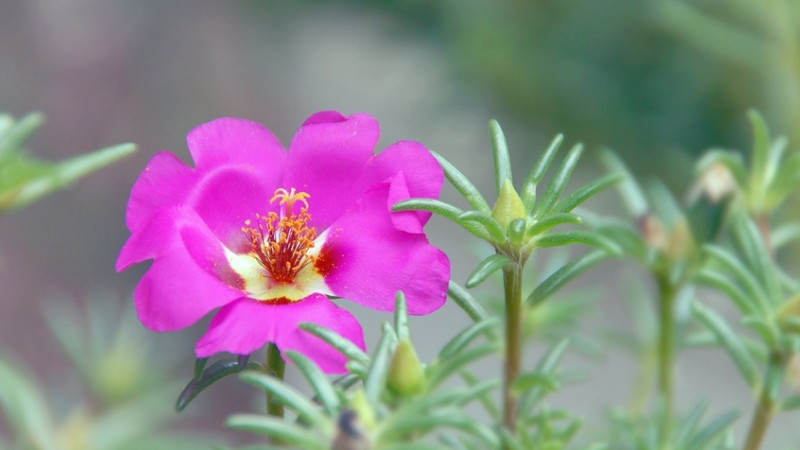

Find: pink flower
116;111;450;373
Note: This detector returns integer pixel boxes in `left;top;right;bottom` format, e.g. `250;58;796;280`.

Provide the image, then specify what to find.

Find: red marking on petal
264;296;294;305
314;241;340;279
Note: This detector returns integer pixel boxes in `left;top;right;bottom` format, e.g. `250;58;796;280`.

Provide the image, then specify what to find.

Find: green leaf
748;109;770;193
394;291;409;341
458;210;506;243
521;134;564;210
0;112;43;155
226;414;326;449
532;143;584;217
489;119;513;194
687;411;739;449
299;323;370;366
1;142;136;212
430;150;491;213
644;179;682;225
381;409;499;447
516;340;571;418
701;244;768;314
194;358;209;380
672;400;709;447
534;338;571;372
525;213;582;239
507;218;527;244
285;351;339;416
695;268;759;316
779;394;800;411
365;322;397;407
526;250;610;306
555;172;623;214
771;222;800;250
512;372;560;393
393;198;491;241
465;254;511;288
439;318;499;359
427;343;500;389
692;302;759;389
599;149;648;216
461;371;501;420
239;371;328;427
447;281;491;323
533;230;622;254
176;358;261;411
740;316;779;349
730;216;781;306
0;354;56;449
769;151;800;202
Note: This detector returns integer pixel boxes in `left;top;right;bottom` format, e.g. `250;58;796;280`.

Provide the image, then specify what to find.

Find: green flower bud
492;178;527;230
387;339;426;397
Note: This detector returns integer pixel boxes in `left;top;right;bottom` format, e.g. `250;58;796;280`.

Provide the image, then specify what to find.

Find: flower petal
125;151;196;231
319;177;450;315
186;118;288;247
283;112;379;231
119;206;243;331
188;165;281;252
362;140;443;229
187;118;287;174
195;294;364;374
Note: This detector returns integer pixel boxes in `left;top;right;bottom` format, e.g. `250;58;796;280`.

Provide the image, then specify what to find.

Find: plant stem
502;256;524;434
265;342;286;418
743;353;782;450
656;276;676;449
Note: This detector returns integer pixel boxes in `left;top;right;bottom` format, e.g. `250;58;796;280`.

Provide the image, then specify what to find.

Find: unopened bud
691;161;736;204
492;178;527;230
387;339;426;397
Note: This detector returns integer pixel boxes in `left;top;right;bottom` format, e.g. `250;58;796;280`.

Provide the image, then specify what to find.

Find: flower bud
692;161;736;204
492;178;527;230
387;338;426;397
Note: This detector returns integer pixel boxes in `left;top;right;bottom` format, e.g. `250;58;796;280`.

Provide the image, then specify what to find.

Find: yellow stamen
243;188;316;284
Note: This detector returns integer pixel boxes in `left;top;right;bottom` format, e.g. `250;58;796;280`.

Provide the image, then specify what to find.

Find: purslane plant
104;109;800;448
395;119;622;440
6;105;800;448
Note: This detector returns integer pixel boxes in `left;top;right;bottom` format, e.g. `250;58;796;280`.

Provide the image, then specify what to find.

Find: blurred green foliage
0;296;219;450
0;112;135;214
288;0;799;183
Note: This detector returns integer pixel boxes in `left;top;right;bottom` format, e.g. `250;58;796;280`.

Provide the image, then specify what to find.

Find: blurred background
0;0;798;447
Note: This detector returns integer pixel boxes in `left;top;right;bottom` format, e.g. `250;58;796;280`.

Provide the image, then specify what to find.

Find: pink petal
362;140;443;228
187;165;281;252
185;118;288;247
195;294;364;374
318;177;450;315
125;119;288;250
282;112;379;231
187;118;287;174
119;206;243;331
125;151;196;231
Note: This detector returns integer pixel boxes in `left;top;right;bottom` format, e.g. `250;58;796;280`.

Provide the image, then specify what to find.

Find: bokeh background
1;0;798;447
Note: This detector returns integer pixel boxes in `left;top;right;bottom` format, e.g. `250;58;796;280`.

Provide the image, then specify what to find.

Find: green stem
656;276;676;449
743;353;782;450
502;255;525;434
265;342;286;418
